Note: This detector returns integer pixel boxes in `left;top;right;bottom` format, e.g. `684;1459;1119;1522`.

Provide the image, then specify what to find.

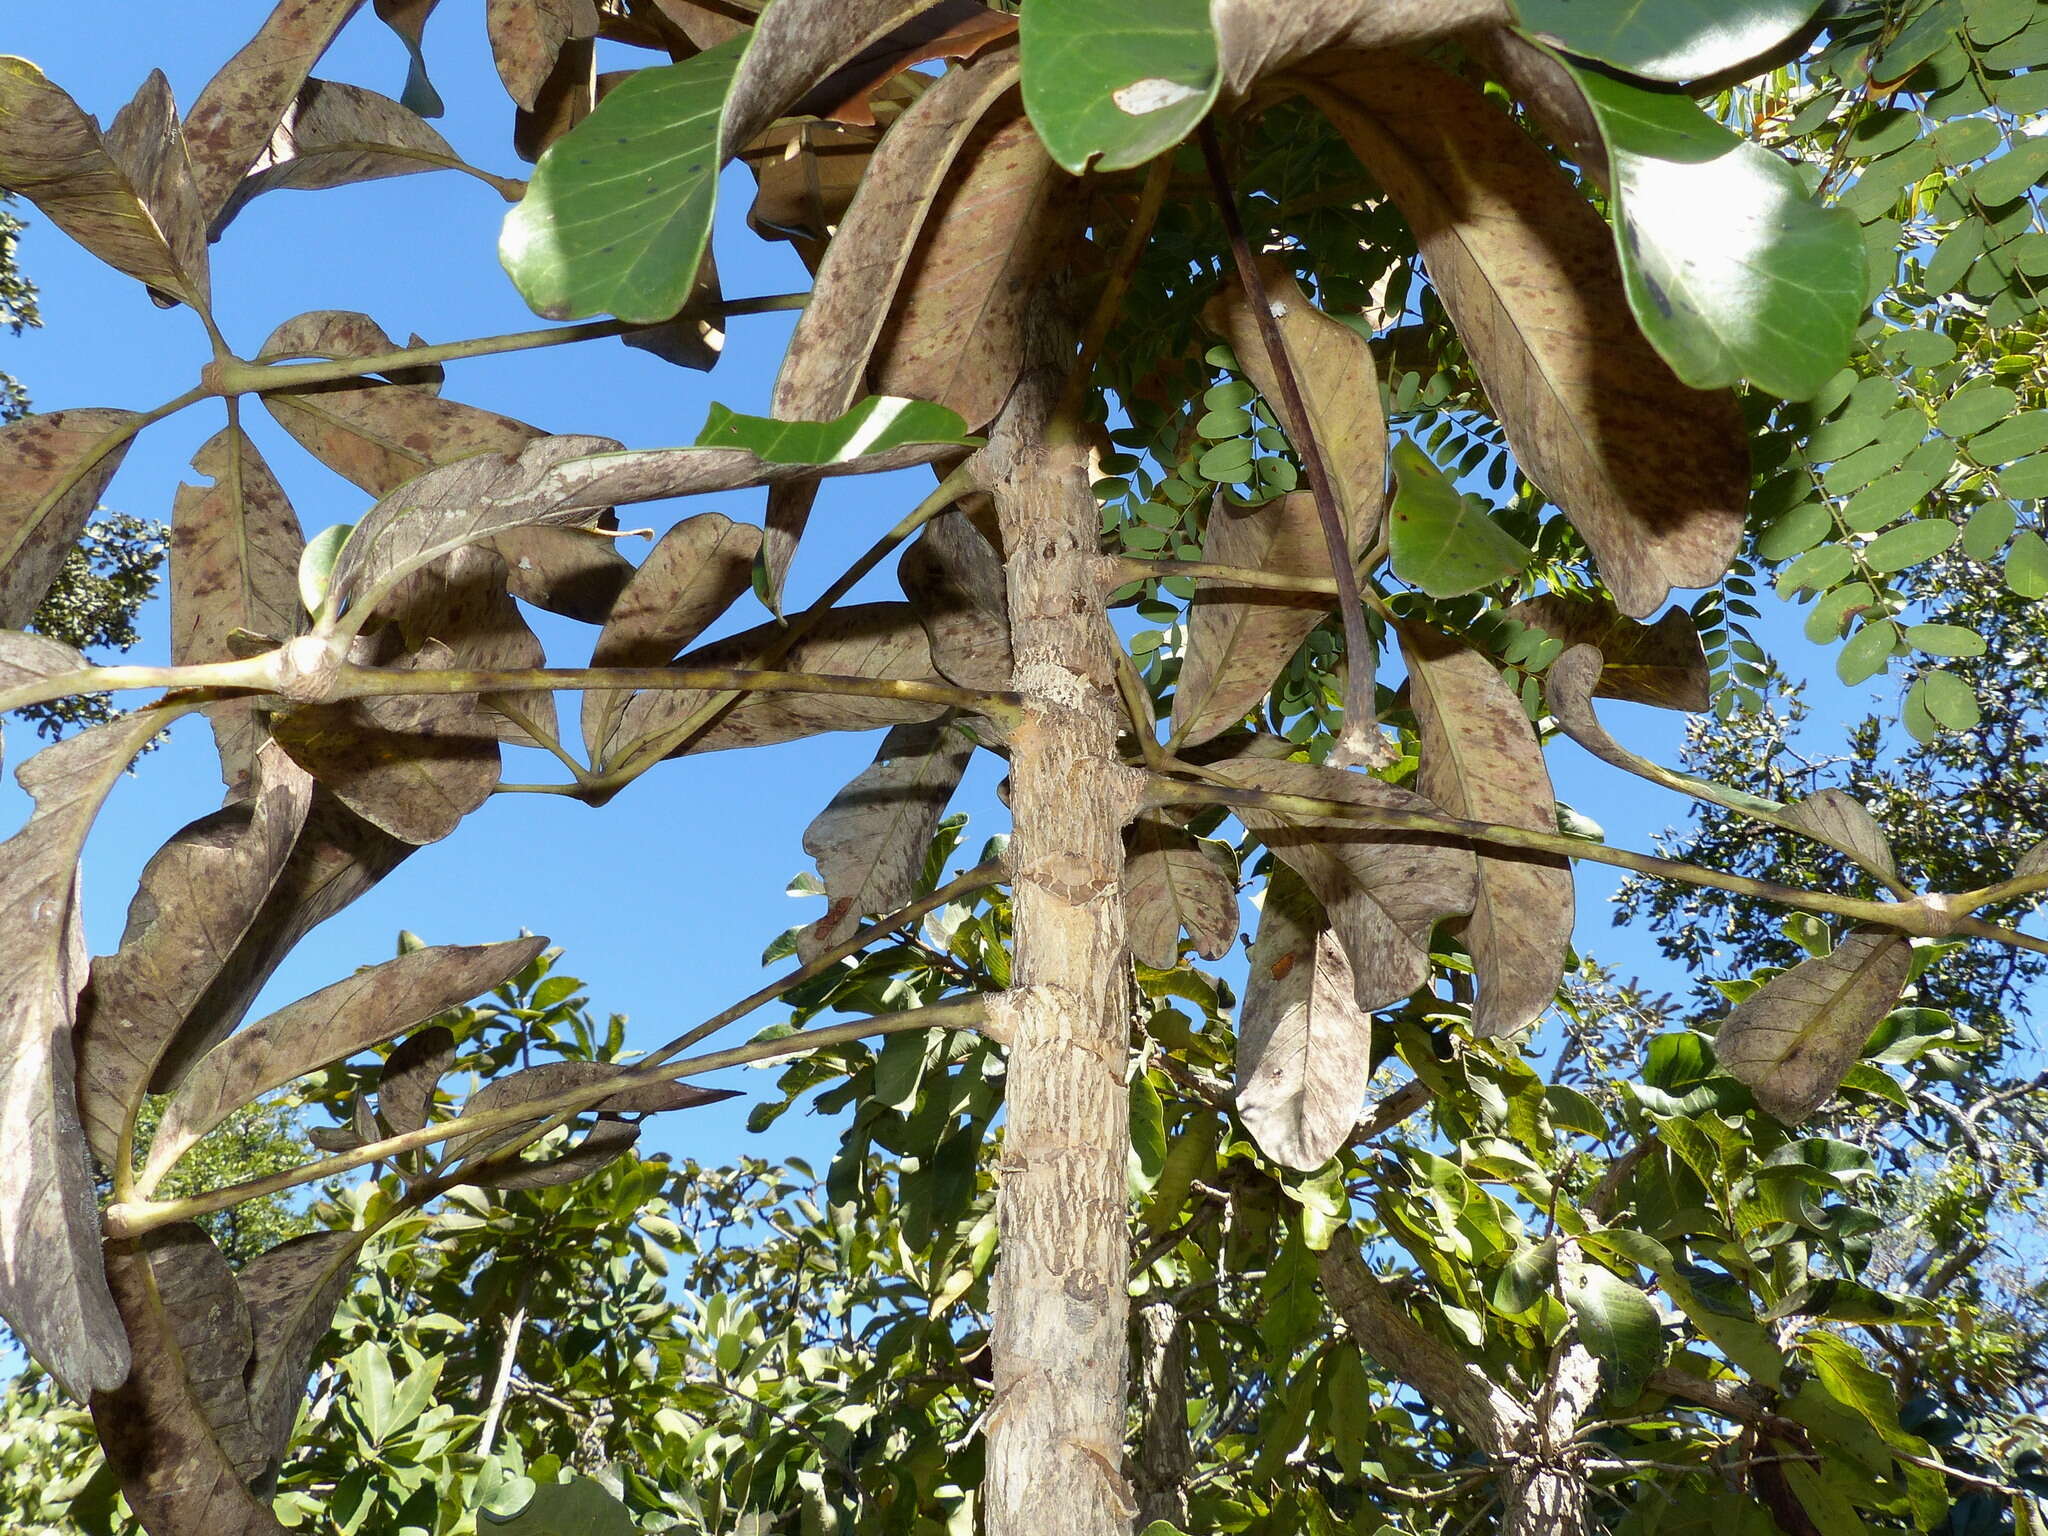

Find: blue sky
0;4;1932;1173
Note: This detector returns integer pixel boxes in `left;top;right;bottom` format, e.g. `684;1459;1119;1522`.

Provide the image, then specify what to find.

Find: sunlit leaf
1386;440;1533;599
1020;0;1218;173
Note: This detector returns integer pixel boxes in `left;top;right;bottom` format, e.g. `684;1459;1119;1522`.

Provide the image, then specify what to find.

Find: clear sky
1;4;1928;1173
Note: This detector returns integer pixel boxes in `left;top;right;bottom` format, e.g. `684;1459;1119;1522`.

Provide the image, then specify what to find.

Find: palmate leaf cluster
0;0;2042;1533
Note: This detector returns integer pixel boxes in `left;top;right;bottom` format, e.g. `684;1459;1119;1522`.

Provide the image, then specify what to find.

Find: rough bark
1501;1345;1598;1536
1131;1299;1192;1530
983;299;1144;1536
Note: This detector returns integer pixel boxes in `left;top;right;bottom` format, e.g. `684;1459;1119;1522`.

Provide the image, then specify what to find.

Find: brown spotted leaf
449;1059;731;1169
583;511;760;765
489;0;600;110
90;1226;279;1534
375;542;559;749
1210;753;1475;1012
1716;928;1912;1124
77;743;314;1175
183;0;367;224
0;630;86;769
0;409;143;628
1505;592;1709;712
512;33;598;163
799;717;975;959
377;1023;455;1136
898;509;1012;693
171;426;307;793
0;61;208;308
142;936;548;1192
1780;789;1901;889
759;44;1019;604
1296;54;1746;618
1236;861;1371;1171
373;0;445;116
1123;812;1239;970
0;710;173;1395
103;72;211;307
871;109;1074;432
238;1229;371;1483
1399;623;1572;1038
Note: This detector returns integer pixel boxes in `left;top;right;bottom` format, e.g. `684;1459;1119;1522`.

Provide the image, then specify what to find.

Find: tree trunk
1132;1299;1191;1530
1500;1345;1599;1536
982;301;1143;1536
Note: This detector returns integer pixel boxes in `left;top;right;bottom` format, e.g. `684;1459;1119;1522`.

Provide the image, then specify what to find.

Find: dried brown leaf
142;936;547;1191
1236;862;1372;1170
90;1226;277;1534
0;409;143;628
77;743;314;1174
238;1229;370;1482
1123;812;1239;970
103;72;211;308
1210;753;1475;1012
183;0;366;224
513;33;598;161
799;717;974;958
171;426;306;794
620;244;725;372
1780;789;1901;888
787;1;1015;126
898;510;1012;693
582;511;761;764
489;0;600;111
1296;54;1746;617
611;600;950;760
376;542;559;749
467;1117;640;1189
448;1059;728;1168
377;1023;456;1136
1505;592;1708;712
1716;928;1911;1124
0;630;86;769
0;711;171;1395
1399;623;1571;1038
744;117;882;244
0;60;208;308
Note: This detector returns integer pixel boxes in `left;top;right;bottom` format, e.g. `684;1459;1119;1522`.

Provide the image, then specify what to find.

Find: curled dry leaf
377;1023;456;1137
0;409;144;628
871;109;1076;433
238;1229;372;1484
610;601;952;762
787;0;1015;126
898;509;1013;693
582;511;761;765
760;45;1019;604
1398;623;1572;1039
1209;752;1475;1013
141;936;548;1192
0;709;175;1396
90;1226;278;1535
77;742;315;1174
0;60;209;309
1294;53;1745;618
1236;862;1372;1171
488;0;601;111
745;115;885;247
1504;592;1709;712
171;426;306;794
1716;928;1912;1124
1123;812;1240;970
181;0;365;224
1780;789;1902;889
799;717;975;959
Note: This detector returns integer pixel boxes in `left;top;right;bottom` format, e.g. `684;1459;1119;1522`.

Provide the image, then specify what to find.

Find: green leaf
1509;0;1827;81
1561;1260;1665;1398
500;38;745;323
1386;440;1534;597
2006;529;2048;598
1567;64;1865;400
1861;518;1957;573
1936;381;2016;436
297;522;353;615
1902;622;1986;657
1128;1072;1166;1193
481;1476;639;1536
1019;0;1219;174
1489;1236;1558;1316
1836;618;1898;685
1961;501;2016;560
693;397;976;463
1916;670;1981;731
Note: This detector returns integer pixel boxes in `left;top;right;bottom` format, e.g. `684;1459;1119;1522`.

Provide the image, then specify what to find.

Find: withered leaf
582;511;761;765
171;425;306;793
1716;928;1911;1125
898;509;1013;693
103;72;211;308
91;1226;276;1534
489;0;600;111
238;1229;371;1481
167;790;414;1088
1399;623;1572;1038
1201;255;1387;545
760;45;1019;604
77;743;314;1174
214;77;506;235
620;243;726;372
799;717;975;959
1210;752;1475;1013
0;409;144;628
142;936;548;1191
1505;592;1708;712
272;639;503;845
611;601;950;761
744;116;882;245
374;0;445;116
1296;54;1746;618
514;36;598;163
1123;812;1239;970
1780;789;1901;889
0;629;86;769
0;60;209;308
786;0;1015;126
376;542;559;750
871;109;1072;432
449;1059;730;1168
182;0;365;224
377;1023;455;1136
1236;862;1372;1171
0;709;174;1395
467;1117;641;1189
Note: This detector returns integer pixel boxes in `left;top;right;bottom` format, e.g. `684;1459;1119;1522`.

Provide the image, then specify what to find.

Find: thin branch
103;999;989;1238
1107;556;1340;596
1058;152;1175;424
